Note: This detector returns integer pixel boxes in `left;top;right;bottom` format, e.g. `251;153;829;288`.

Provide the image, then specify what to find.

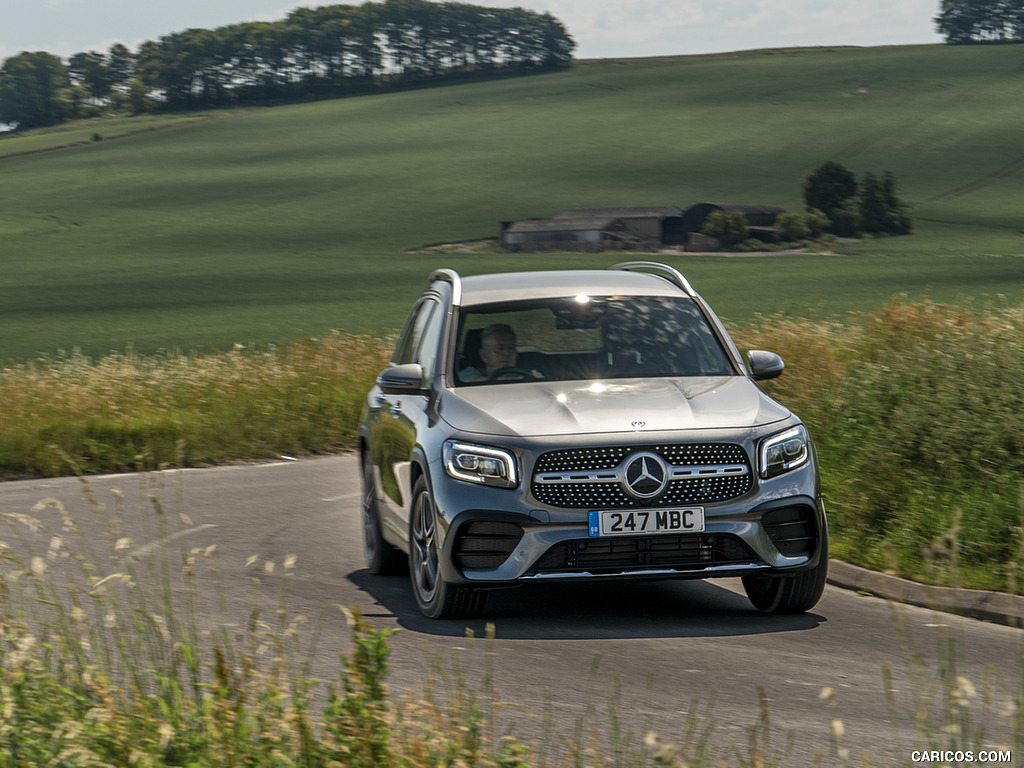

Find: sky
2;0;944;63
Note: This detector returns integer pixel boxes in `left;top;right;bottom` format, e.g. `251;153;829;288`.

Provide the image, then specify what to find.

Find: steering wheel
486;366;538;381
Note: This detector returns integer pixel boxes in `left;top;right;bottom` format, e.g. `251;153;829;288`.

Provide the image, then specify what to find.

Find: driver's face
480;331;516;373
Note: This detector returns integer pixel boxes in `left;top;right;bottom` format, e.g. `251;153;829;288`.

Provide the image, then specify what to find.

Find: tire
408;476;486;620
362;453;404;575
743;539;829;614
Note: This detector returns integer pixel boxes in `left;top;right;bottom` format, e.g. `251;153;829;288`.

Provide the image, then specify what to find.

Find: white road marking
322;493;360;502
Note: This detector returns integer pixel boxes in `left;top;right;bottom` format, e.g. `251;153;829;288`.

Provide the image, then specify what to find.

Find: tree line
0;0;574;130
802;161;912;237
935;0;1024;43
700;161;912;251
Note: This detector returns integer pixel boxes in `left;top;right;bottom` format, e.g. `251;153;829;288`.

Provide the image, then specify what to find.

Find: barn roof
505;216;624;233
700;203;786;216
555;206;683;219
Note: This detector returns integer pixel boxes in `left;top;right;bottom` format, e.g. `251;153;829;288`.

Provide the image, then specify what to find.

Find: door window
393;298;442;382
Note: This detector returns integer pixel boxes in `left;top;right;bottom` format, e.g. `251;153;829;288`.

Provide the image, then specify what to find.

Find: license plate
588;508;705;537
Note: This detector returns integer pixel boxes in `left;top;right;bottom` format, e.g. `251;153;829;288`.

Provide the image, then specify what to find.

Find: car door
374;296;444;536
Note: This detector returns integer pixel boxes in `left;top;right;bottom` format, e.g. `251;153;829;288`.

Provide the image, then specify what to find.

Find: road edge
828;558;1024;627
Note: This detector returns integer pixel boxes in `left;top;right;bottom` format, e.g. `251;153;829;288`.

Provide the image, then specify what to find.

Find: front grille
762;506;817;557
526;533;759;575
531;443;752;509
453;520;524;570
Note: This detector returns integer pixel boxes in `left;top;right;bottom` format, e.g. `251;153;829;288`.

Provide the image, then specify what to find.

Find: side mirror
377;363;425;394
747;350;785;381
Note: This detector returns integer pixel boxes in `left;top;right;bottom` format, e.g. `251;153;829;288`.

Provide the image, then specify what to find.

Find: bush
819;299;1023;584
777;212;811;241
737;297;1024;592
804;208;831;238
730;237;775;252
700;210;749;246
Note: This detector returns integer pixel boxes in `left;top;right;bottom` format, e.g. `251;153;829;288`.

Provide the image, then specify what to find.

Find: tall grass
0;332;391;478
735;296;1024;593
0;468;535;767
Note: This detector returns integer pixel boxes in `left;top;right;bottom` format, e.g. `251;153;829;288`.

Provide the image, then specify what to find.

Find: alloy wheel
411;487;440;604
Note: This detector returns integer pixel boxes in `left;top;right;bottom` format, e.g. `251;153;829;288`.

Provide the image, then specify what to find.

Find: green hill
1;44;1023;362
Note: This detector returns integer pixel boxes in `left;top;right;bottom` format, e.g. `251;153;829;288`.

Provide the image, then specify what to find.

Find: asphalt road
2;455;1020;765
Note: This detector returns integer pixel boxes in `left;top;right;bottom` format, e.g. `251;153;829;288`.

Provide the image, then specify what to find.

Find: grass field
1;44;1023;362
2;43;1023;768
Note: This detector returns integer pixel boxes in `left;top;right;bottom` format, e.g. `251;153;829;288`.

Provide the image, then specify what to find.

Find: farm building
501;216;640;252
555;206;686;246
500;203;787;252
681;203;787;243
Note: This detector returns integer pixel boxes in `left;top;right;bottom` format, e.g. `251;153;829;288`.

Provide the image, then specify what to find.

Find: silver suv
358;262;827;619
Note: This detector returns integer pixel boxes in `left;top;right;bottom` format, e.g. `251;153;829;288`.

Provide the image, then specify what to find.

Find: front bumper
428;459;826;588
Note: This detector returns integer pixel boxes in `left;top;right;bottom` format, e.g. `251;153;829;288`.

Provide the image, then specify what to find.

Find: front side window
454;296;733;385
393;298;443;382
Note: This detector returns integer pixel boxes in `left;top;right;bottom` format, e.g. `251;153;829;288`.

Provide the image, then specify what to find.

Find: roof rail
609;261;696;297
429;269;462;306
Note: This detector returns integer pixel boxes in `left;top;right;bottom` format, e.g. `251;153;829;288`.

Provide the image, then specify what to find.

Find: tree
936;0;995;42
3;2;576;122
829;199;861;238
802;161;857;219
122;78;151;113
0;51;77;129
700;210;749;246
936;0;1024;42
856;171;913;237
69;51;116;101
802;161;864;236
858;172;886;235
106;43;139;109
882;171;913;235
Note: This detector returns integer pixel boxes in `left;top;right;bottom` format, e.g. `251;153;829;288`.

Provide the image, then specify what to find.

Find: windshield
454;296;734;385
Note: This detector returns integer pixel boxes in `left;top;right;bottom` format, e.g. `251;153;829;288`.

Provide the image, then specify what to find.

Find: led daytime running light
759;426;809;479
443;441;519;488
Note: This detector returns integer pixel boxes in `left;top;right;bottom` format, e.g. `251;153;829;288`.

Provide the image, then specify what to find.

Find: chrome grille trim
531;443;753;509
535;462;749;485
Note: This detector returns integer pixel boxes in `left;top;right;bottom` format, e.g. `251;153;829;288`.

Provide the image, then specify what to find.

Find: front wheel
409;476;486;620
743;541;828;614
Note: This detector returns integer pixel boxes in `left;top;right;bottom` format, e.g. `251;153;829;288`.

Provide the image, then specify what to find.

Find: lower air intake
527;534;758;575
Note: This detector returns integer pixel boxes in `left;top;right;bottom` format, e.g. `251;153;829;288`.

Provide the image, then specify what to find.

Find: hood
439;376;791;437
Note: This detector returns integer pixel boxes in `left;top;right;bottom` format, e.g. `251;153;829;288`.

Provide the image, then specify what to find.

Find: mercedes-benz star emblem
623;452;668;499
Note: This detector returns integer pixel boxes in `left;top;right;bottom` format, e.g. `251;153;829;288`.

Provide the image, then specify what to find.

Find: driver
460;324;541;381
479;323;517;375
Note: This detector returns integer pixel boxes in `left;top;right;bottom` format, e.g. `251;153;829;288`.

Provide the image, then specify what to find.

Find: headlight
759;425;810;479
443;441;519;488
